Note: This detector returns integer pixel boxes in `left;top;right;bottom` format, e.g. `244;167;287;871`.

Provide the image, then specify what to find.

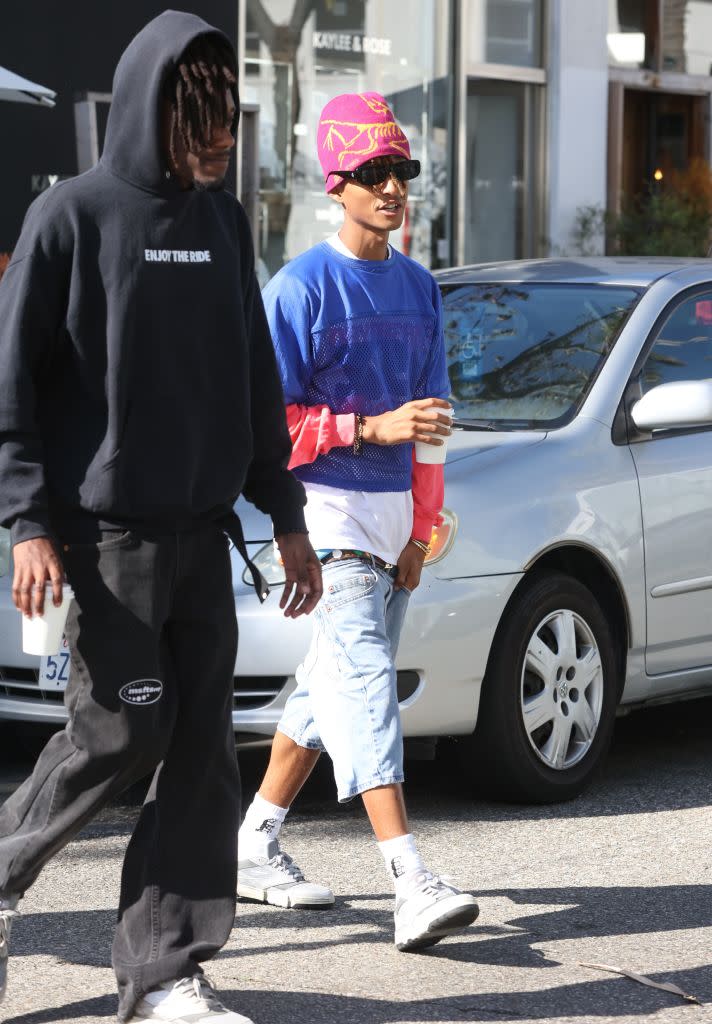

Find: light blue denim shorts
277;557;410;802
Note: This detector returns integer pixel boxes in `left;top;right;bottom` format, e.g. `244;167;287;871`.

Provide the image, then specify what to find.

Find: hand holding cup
361;397;454;451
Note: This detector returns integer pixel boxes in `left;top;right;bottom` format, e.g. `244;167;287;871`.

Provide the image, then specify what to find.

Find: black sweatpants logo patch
119;680;163;706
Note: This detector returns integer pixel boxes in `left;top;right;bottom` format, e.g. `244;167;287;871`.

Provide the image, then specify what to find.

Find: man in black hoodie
0;12;321;1023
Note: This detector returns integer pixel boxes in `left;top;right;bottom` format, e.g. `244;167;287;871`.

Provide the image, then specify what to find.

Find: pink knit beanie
317;91;411;193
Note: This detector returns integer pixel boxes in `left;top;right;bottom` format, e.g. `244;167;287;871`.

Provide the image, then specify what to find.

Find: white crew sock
238;793;289;855
378;833;427;896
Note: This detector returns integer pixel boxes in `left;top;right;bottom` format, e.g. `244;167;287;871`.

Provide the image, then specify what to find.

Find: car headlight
0;528;10;577
242;507;458;587
424;508;457;565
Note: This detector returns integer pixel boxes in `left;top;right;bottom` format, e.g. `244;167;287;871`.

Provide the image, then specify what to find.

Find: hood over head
101;9;237;194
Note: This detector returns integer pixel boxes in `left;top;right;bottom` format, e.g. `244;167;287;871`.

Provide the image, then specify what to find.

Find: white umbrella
0;65;55;107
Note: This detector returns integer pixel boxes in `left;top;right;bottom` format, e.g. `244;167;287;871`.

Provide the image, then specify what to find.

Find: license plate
39;635;71;690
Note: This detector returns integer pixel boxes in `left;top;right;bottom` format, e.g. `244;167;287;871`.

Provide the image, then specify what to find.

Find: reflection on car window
441;283;639;428
643;293;712;392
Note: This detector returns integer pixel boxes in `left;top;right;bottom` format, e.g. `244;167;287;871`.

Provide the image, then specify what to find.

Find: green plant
571;158;712;258
614;190;711;256
570;205;608;256
613;157;712;256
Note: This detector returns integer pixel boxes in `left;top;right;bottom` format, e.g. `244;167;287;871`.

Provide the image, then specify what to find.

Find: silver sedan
2;257;712;802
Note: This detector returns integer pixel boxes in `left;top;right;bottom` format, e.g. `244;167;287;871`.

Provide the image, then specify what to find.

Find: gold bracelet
353;413;364;455
409;538;431;556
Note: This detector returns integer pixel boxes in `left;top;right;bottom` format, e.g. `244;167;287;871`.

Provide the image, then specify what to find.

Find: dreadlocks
166;34;237;166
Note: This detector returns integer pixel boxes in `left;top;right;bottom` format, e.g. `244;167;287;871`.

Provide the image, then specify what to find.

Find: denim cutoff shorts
277;557;410;801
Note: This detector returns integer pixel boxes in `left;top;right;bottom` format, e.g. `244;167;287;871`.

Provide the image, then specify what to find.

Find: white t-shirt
302;234;411;564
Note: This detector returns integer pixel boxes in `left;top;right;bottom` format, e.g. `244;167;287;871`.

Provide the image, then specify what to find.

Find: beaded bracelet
353;413;364;455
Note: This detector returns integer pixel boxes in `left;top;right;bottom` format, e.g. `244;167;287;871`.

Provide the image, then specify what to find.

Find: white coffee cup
22;583;74;656
414;406;455;465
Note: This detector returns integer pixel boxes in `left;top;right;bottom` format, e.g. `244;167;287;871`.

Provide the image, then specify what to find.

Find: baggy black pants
0;525;240;1019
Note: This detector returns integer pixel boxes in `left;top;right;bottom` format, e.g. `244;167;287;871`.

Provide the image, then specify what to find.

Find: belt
318;548;398;577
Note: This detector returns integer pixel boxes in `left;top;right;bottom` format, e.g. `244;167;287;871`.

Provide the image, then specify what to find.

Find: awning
0;65;56;108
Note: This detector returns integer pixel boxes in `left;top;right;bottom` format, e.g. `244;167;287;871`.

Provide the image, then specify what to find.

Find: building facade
0;1;238;255
241;0;551;277
240;0;453;281
3;2;712;267
242;0;712;277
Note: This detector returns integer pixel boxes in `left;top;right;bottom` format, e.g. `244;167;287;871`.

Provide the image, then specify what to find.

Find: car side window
642;292;712;393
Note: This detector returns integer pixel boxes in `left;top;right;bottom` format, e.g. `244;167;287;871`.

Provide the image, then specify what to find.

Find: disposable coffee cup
414;406;454;465
22;583;74;656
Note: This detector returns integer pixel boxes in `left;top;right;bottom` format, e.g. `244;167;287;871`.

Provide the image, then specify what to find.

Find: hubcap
520;608;604;770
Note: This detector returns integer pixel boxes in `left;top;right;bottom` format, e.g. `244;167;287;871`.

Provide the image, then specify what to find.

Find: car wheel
463;571;620;803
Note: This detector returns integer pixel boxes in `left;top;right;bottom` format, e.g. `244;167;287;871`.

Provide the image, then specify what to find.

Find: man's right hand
12;537;64;618
361;397;452;447
274;532;323;618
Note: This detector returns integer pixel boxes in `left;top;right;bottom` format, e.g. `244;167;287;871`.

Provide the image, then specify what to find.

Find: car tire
462;571;620;803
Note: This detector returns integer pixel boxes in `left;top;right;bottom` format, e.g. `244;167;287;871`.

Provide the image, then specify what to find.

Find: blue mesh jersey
262;242;450;492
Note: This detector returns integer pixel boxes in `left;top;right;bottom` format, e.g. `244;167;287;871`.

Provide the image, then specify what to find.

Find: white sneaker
128;975;254;1023
237;839;334;909
0;896;19;1005
394;871;479;952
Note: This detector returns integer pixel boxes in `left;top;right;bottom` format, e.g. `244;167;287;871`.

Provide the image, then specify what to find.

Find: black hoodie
0;10;306;554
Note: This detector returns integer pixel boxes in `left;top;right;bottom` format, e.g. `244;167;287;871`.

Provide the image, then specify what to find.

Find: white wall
685;1;712;75
546;0;609;255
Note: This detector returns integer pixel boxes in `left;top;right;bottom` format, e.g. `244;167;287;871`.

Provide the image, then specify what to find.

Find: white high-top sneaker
0;896;19;1005
128;975;254;1023
237;838;334;909
394;870;479;952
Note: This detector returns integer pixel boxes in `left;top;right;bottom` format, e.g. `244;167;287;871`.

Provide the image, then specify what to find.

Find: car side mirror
630;379;712;431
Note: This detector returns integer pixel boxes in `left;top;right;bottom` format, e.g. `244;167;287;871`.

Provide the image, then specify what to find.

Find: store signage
312;31;392;56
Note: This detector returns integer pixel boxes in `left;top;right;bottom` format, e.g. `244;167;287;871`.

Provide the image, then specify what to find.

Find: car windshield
441;283;641;428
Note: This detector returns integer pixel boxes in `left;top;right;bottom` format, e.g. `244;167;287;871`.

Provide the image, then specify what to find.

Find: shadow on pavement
4;965;711;1024
3;698;712;827
403;696;712;823
3;995;117;1024
13;883;712;974
235;969;710;1019
233;970;712;1020
224;883;712;969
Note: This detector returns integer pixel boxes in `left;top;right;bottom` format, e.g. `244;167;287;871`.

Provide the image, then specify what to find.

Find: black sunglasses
329;159;421;187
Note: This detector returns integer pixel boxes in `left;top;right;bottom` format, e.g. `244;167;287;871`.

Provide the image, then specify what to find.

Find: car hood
235;430;547;543
445;429;546;465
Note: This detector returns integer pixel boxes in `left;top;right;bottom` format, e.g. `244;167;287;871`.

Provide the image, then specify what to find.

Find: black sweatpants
0;525;240;1019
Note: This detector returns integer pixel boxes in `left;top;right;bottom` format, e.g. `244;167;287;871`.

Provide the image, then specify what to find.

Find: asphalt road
0;698;711;1024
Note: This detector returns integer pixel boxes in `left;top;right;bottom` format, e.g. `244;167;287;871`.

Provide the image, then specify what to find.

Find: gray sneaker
394;871;479;951
237;839;334;909
0;896;19;1004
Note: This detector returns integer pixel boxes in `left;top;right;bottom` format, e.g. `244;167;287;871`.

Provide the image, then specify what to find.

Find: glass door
464;78;542;264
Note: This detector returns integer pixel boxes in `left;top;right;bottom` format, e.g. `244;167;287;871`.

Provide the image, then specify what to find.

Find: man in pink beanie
238;93;479;952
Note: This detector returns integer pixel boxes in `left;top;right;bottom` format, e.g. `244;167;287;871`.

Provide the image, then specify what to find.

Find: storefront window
608;0;712;73
468;0;543;68
607;0;652;68
244;0;451;282
661;0;712;73
464;79;541;263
